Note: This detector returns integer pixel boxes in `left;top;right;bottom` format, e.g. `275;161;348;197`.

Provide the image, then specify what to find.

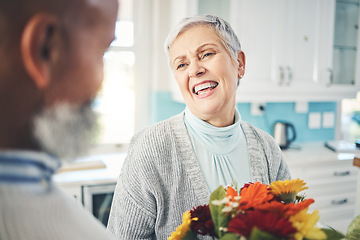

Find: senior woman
107;14;291;240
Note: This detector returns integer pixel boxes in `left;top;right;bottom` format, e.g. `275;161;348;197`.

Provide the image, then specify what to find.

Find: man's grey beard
32;103;99;162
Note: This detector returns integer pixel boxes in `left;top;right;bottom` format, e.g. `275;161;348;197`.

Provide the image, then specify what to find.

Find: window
93;0;135;147
340;92;360;143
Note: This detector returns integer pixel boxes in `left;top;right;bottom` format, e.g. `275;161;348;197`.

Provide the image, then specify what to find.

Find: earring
239;66;244;78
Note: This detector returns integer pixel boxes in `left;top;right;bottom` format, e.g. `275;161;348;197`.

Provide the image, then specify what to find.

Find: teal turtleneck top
184;107;250;192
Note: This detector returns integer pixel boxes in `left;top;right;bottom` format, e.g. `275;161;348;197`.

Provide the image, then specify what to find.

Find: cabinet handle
279;66;285;85
333;170;350;176
286;66;292;85
331;198;348;205
327;68;333;87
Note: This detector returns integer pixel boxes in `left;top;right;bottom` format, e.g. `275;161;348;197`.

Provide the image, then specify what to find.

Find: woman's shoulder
121;112;190;178
240;121;274;142
131;112;185;143
126;112;188;159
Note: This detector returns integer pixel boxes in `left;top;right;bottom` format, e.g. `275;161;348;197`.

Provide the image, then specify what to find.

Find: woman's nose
188;61;205;79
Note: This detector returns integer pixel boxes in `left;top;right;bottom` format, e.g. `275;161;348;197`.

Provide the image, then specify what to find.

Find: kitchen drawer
310;192;356;210
304;164;357;181
314;204;355;224
303;179;356;196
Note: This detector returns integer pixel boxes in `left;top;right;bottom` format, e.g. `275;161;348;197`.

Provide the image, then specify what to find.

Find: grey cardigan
107;113;291;240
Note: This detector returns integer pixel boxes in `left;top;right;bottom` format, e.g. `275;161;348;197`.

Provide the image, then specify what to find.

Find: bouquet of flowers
168;179;350;240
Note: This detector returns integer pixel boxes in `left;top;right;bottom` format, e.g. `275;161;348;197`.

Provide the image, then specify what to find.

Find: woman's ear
21;13;59;89
237;50;246;79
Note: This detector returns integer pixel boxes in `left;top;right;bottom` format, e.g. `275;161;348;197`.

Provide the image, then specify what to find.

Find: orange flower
238;182;274;210
226;186;238;200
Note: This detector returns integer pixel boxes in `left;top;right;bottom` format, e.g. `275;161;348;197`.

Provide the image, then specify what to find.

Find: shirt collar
0;150;61;184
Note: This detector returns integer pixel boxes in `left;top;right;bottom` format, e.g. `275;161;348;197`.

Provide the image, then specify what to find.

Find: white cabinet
331;0;360;86
233;0;359;102
235;0;322;89
283;143;358;234
59;185;83;204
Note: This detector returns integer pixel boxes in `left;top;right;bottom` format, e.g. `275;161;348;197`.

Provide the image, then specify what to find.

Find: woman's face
169;25;245;127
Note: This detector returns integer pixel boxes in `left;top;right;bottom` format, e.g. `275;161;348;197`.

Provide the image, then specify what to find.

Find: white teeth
194;82;218;94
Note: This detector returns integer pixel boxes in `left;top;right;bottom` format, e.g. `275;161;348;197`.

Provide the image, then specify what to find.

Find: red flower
256;199;315;217
227;210;297;239
190;205;217;237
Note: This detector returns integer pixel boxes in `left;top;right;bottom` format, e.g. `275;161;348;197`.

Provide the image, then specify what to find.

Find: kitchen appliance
82;183;116;226
273;121;296;149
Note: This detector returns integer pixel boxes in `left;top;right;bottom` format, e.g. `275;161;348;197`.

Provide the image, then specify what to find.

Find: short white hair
164;14;241;63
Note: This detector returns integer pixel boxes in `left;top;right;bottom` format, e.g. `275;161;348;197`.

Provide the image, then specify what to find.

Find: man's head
0;0;118;159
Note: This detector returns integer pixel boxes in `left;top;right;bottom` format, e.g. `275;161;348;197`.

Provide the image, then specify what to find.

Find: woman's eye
176;63;186;70
202;52;214;59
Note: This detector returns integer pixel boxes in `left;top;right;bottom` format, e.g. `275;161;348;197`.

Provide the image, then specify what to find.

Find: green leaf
218;232;240;240
209;185;228;238
346;214;360;240
319;227;345;240
210;185;227;203
182;229;199;240
249;227;282;240
278;192;297;204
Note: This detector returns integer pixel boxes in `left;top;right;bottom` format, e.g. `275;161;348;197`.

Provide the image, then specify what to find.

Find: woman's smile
193;81;219;96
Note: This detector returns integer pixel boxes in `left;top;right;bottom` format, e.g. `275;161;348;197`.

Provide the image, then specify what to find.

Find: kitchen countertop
54;152;126;187
282;141;357;165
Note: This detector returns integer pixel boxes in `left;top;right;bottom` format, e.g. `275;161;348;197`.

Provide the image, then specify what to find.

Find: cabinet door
331;0;360;86
284;0;324;90
317;0;336;88
234;0;325;101
234;0;280;90
317;0;360;99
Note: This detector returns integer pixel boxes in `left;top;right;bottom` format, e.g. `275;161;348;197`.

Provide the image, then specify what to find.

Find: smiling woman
169;25;244;127
107;14;291;240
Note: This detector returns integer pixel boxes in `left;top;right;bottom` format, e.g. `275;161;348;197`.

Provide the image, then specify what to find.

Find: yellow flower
270;179;308;195
270;179;308;203
168;211;193;240
289;209;327;240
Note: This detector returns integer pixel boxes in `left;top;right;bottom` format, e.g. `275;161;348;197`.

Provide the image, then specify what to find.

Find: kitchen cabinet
283;142;358;234
234;0;324;97
173;0;360;102
234;0;360;102
330;0;360;86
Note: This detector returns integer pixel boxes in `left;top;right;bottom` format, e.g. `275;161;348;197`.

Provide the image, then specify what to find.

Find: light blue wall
150;91;336;143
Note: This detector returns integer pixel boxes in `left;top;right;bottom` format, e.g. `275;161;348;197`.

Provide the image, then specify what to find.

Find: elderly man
0;0;118;239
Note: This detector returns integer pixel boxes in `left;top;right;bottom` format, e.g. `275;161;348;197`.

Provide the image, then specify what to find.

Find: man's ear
21;13;59;89
237;50;246;78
